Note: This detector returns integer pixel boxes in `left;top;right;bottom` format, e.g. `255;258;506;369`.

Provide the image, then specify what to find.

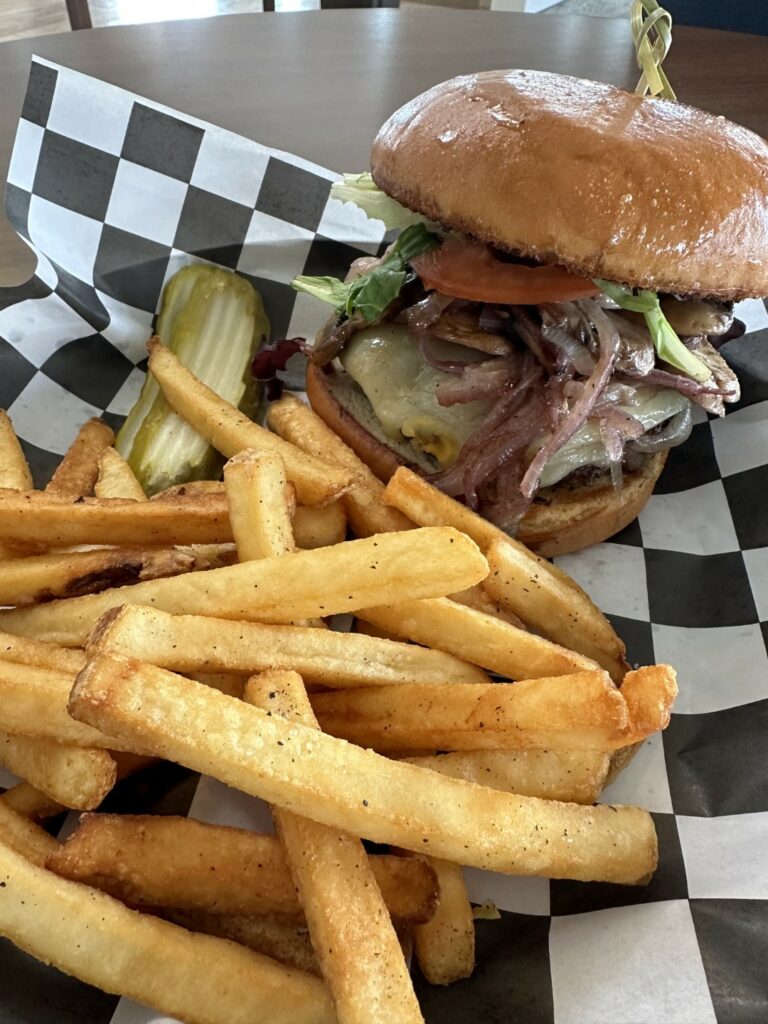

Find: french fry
0;751;157;821
245;671;425;1023
620;665;678;736
0;490;233;547
223;449;324;628
383;467;627;680
0;411;33;491
224;449;295;560
354;618;400;642
166;909;321;977
94;447;146;501
147;339;352;506
404;749;611;804
0;839;335;1024
0;527;487;646
0;631;86;673
484;538;628;681
69;655;658;884
0;659;239;750
0;546;209;606
189;671;246;699
0;782;65;820
382;466;579;588
0;661;128;750
45;418;114;498
174;541;238;567
311;676;652;752
411;858;474;985
88;605;490;687
151;480;226;501
267;394;413;536
449;584;526;629
47;813;438;923
293;502;347;550
316;669;677;752
0;801;59;866
0;731;116;810
0;412;35;560
358;598;598;681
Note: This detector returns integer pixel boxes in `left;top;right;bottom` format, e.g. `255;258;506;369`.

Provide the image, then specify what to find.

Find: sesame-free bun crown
370;70;768;301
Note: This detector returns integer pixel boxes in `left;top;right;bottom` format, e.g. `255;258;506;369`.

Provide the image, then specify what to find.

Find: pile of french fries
0;345;678;1024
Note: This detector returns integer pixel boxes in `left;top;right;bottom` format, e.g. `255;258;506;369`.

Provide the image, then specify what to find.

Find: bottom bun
517;452;667;558
306;363;667;556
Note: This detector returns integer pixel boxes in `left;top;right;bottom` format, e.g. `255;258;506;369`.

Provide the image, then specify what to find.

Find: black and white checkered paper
1;57;767;1024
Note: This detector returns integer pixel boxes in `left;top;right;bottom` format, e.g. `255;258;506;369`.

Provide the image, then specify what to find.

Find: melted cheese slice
341;324;492;467
536;389;690;487
341;324;690;483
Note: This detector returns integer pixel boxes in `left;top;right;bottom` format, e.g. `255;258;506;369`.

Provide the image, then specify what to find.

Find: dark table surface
0;8;767;285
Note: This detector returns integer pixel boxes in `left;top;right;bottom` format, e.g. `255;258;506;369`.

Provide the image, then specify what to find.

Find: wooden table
1;9;767;285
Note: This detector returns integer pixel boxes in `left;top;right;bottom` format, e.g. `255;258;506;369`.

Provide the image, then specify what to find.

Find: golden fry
46;418;114;498
0;731;116;810
0;411;33;491
382;467;627;679
89;605;489;687
0;490;233;547
151;480;225;501
313;670;676;752
412;858;474;986
0;527;487;646
0;802;59;866
0;546;206;606
166;909;321;977
484;538;628;681
94;447;146;501
267;394;413;536
148;340;352;506
0;840;335;1024
0;661;124;748
48;812;438;923
224;449;295;560
0;631;85;674
245;671;424;1024
69;655;658;885
404;749;610;805
358;597;598;680
449;584;527;629
312;676;632;752
293;502;347;550
0;782;66;820
620;665;678;736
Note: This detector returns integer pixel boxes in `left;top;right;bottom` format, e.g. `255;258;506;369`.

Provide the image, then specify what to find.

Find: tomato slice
411;236;600;304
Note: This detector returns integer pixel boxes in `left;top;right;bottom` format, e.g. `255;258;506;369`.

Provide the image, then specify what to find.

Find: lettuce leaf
331;172;433;231
595;279;711;382
293;223;438;324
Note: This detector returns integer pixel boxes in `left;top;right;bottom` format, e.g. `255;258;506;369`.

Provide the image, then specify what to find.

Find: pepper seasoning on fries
0;293;679;1024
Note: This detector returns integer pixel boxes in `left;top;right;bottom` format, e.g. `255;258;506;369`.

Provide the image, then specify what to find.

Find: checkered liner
1;56;768;1024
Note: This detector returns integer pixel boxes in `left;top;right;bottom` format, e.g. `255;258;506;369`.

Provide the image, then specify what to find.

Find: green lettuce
330;172;433;231
595;279;711;382
293;223;438;325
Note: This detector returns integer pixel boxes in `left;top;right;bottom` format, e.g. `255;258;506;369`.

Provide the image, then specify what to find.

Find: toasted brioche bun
516;451;667;558
306;362;667;556
371;70;768;301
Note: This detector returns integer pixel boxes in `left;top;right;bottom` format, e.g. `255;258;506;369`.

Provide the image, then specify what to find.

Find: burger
278;71;768;555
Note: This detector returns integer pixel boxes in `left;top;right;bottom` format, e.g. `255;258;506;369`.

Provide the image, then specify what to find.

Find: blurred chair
70;0;396;19
664;1;768;35
65;0;92;29
264;0;398;8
